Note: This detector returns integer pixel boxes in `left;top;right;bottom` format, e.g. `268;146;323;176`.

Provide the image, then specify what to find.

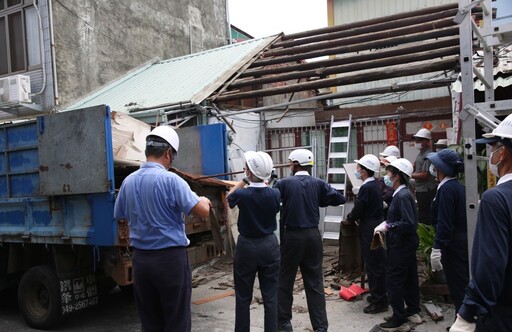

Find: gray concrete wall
53;0;229;107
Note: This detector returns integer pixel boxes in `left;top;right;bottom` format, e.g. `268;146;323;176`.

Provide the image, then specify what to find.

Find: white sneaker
407;313;423;324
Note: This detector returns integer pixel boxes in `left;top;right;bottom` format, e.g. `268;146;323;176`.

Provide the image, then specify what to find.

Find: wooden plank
424;302;444;321
192;290;235;305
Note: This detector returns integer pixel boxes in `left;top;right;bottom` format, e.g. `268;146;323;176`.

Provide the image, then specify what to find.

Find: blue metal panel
199;123;228;179
103;106;116;192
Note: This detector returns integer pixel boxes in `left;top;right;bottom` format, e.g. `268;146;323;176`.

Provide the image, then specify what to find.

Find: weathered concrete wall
53;0;228;107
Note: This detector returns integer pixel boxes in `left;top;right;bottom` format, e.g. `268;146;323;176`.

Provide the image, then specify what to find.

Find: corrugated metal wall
331;0;458;105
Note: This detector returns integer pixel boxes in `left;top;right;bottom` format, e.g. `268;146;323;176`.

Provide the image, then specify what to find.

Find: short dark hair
145;135;170;158
360;165;374;177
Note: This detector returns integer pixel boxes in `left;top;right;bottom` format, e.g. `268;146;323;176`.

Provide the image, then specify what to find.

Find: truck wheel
18;265;62;330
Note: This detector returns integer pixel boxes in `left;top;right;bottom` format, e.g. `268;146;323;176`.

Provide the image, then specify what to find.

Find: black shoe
366;295;375;303
363;303;388;314
278;320;293;332
379;318;410;331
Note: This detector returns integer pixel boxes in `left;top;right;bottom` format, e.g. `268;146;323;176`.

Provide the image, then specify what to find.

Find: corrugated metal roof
66;37;276;113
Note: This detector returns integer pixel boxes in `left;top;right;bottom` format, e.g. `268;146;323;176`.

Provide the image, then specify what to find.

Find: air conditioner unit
0;75;31;104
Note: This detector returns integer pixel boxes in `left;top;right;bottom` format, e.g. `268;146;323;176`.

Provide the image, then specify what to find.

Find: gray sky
228;0;328;38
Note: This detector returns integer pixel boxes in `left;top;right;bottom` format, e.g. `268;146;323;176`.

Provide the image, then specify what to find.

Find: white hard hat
288;149;314;166
381;155;397;166
435;139;448;146
148;126;180;152
244;151;274;180
482;114;512;140
379;145;400;157
389;158;413;177
413;128;432;140
354;154;380;173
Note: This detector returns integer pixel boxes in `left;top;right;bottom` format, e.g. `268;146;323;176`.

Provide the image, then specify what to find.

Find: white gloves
450;314;476;332
352;187;360;195
430;248;443;272
374;221;388;234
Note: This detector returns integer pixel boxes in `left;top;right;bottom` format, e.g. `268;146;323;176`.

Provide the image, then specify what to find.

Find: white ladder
323;115;352;240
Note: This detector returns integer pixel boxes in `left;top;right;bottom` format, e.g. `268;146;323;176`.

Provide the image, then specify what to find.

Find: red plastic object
338;283;369;301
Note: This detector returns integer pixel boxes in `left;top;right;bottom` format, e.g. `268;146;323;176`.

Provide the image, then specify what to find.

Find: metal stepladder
322;114;352;240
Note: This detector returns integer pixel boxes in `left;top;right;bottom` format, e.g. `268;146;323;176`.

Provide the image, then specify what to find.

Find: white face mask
355;170;362;179
415;143;423;150
489;146;504;177
429;164;437;178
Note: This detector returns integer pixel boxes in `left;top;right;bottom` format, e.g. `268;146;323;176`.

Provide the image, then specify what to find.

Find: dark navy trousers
386;244;420;323
360;223;387;305
133;247;191;332
278;228;327;331
234;233;280;332
441;237;469;313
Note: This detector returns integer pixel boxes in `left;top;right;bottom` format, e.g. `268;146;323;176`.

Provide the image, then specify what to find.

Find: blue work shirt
228;182;280;237
274;171;346;229
114;162;200;249
386;185;418;250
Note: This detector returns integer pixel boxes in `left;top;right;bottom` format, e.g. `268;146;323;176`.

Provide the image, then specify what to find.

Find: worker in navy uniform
275;149;346;332
378;155;398;218
411;128;437;225
374;158;421;331
346;154;387;314
451;114;512;332
426;149;468;315
227;151;281;332
114;126;211;332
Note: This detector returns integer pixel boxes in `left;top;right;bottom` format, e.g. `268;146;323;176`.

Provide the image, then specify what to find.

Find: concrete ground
190;248;455;332
0;244;455;332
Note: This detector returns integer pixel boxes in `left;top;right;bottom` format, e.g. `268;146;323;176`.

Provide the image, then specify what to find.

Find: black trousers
278;228;327;331
360;224;387;305
133;247;191;332
416;189;436;225
234;234;280;332
387;245;420;323
442;242;469;313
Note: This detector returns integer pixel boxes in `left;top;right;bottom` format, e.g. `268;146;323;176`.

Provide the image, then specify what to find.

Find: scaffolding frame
458;0;512;265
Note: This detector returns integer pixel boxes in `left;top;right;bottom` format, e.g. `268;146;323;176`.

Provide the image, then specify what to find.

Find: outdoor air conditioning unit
0;74;31;104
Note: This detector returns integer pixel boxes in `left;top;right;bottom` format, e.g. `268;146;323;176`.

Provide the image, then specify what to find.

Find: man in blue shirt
452;115;512;332
276;149;346;332
114;126;211;332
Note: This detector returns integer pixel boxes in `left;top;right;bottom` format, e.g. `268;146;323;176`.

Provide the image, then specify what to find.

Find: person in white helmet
346;154;387;314
411;128;437;225
226;151;281;332
378;150;400;218
374;158;421;331
451;114;512;332
434;139;448;151
276;149;346;332
114;126;211;332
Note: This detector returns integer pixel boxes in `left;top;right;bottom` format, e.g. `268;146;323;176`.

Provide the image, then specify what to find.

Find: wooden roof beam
264;17;456;58
274;8;458;49
213;56;459;102
240;37;459;78
230;46;460;88
281;2;457;41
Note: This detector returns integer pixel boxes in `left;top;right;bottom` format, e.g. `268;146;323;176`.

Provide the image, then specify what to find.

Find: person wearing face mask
411;128;437;225
275;149;346;332
425;150;468;317
379;146;401;217
374;158;421;332
451;114;512;332
346;154;388;314
114;126;211;332
227;151;281;332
